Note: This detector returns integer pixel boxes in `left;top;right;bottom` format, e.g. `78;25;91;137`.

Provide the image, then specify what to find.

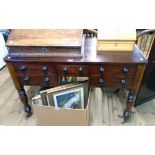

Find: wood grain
6;63;22;89
7;29;83;47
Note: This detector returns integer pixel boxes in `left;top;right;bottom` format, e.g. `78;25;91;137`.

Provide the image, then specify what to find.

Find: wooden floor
0;66;155;126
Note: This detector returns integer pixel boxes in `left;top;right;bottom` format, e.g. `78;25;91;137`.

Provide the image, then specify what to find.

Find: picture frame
32;95;43;106
53;87;84;109
39;83;77;106
46;82;89;109
33;82;89;109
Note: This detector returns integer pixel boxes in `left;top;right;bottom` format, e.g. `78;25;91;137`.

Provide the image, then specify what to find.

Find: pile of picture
32;82;89;110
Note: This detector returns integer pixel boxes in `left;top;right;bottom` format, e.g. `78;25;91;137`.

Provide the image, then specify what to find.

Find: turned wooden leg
123;91;136;121
122;65;146;123
17;88;32;117
6;63;32;117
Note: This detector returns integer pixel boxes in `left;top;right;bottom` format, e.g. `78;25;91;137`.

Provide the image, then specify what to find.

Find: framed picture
52;87;84;109
32;95;43;106
39;83;77;106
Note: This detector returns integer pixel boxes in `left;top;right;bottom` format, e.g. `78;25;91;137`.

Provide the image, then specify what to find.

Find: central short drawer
57;65;89;77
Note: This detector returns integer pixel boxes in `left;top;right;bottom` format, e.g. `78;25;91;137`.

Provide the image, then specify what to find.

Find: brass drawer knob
122;67;128;73
20;66;27;72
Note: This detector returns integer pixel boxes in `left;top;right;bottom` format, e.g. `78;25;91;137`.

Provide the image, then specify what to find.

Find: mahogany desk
4;38;147;121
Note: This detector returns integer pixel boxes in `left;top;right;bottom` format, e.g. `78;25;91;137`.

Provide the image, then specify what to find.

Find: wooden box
6;29;84;57
97;29;136;53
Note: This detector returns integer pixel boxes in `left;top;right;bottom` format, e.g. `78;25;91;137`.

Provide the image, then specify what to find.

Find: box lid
6;29;83;47
98;29;136;41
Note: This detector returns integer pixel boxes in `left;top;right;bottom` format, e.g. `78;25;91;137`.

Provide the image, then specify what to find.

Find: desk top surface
5;38;147;65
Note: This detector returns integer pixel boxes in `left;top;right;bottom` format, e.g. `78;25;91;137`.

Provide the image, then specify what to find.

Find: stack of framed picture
33;82;89;109
32;82;90;126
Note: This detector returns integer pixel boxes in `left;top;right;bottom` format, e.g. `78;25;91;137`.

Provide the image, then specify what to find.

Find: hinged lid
98;29;136;41
6;29;83;47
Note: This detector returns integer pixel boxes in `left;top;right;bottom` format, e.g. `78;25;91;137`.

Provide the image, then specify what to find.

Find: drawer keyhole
42;48;48;53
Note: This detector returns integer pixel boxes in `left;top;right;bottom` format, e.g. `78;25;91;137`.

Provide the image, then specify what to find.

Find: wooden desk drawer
57;65;89;76
17;76;58;86
14;63;56;76
90;74;135;81
90;76;134;88
89;65;137;76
